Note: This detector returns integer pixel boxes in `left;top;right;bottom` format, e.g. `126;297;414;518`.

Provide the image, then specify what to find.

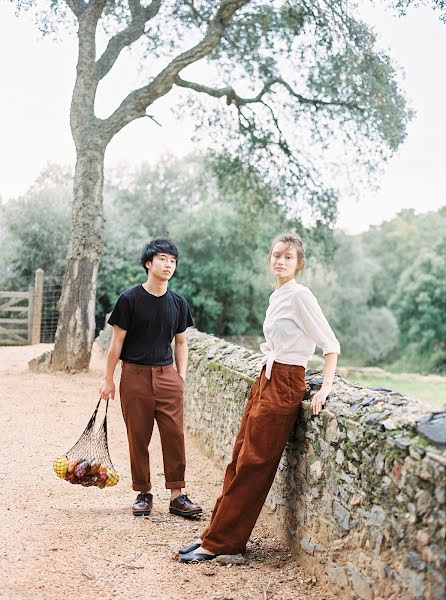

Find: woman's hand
311;385;331;415
311;353;338;415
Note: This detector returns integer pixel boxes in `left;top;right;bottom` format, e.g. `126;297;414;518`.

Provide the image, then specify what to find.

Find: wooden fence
0;269;44;346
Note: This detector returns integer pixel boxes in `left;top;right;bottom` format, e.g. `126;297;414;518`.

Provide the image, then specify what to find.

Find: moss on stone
343;440;356;451
205;360;256;385
385;447;406;463
415;435;430;448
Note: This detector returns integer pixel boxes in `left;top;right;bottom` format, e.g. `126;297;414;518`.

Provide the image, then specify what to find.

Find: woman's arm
311;352;338;415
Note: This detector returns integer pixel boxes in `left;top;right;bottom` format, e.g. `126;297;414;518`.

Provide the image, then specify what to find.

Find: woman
178;233;340;562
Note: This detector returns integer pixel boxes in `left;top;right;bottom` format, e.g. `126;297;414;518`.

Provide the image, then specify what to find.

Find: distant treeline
1;156;444;373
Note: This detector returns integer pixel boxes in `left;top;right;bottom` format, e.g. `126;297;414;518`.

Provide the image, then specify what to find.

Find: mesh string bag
52;400;120;488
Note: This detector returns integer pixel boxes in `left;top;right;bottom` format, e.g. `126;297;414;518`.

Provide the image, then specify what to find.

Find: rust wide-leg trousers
119;361;186;492
201;363;306;556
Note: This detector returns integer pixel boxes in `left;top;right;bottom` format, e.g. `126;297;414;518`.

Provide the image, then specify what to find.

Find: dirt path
0;344;335;600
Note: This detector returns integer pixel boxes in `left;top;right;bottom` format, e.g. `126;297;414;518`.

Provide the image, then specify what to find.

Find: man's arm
174;331;188;380
99;325;127;400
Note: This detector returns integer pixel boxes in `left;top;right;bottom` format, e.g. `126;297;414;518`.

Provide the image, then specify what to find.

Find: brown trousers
119;362;186;492
201;363;306;555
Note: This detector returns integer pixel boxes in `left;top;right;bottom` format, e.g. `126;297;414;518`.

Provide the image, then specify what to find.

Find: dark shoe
132;491;153;516
179;542;201;555
178;551;215;563
169;493;202;518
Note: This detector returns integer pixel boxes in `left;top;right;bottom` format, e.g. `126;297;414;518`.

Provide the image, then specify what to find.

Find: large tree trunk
50;144;105;371
41;0;251;372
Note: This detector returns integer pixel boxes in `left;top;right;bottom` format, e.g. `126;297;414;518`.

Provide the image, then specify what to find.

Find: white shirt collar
272;278;297;296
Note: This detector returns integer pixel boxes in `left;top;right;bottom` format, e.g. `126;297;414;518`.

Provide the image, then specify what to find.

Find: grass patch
341;371;445;407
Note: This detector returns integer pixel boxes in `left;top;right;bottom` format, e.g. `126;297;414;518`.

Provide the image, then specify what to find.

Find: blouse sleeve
293;288;341;355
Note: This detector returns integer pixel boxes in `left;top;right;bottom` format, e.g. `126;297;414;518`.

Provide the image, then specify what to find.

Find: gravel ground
0;343;336;600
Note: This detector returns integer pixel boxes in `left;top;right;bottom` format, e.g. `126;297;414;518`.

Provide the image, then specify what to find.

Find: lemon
105;471;120;487
53;455;69;479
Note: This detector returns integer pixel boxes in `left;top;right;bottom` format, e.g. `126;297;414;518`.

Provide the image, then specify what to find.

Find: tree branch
174;74;362;187
102;0;250;141
174;75;271;106
96;0;162;82
183;0;207;26
274;77;363;111
174;75;365;113
71;0;108;141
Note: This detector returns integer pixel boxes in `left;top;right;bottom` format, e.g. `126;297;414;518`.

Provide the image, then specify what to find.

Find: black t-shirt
108;285;194;365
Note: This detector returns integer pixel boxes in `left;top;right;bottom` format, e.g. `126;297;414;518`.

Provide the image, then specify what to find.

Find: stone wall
185;329;446;600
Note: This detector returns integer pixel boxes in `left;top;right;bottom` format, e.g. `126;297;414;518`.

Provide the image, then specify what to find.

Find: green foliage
363;210;421;306
96;153;298;334
95;158;197;322
170;158;294;335
0;165;71;289
362;208;446;370
171;202;270;335
391;242;446;357
4;155;291;336
303;207;446;372
2;156;444;375
389;0;446;23
303;233;399;365
386;343;446;374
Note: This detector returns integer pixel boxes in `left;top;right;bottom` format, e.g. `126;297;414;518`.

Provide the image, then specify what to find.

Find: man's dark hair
140;238;179;274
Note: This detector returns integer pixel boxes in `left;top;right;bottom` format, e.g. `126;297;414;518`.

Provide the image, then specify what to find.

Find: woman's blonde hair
268;232;305;275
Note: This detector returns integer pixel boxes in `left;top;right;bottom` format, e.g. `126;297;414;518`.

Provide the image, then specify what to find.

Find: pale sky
0;2;445;233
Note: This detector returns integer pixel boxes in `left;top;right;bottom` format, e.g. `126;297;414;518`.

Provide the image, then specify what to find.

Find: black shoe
179;542;201;555
178;551;216;563
169;493;202;518
132;491;153;516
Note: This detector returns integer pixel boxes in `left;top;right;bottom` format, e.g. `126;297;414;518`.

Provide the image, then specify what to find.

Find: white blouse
260;278;340;379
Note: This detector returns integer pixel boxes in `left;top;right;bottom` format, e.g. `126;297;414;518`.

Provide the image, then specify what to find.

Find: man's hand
174;331;188;381
99;379;115;400
100;325;127;400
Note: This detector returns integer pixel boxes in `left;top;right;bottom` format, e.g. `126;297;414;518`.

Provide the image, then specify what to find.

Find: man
99;237;202;519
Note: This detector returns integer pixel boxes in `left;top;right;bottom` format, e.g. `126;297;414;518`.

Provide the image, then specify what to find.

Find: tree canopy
14;0;414;221
9;0;433;370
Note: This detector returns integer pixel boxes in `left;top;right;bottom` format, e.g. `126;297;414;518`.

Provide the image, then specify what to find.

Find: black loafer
179;542;201;555
178;551;216;563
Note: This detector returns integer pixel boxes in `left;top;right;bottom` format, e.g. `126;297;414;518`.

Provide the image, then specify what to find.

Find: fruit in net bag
53;400;119;489
67;458;78;474
74;460;90;478
89;462;101;476
106;471;120;487
53;456;69;478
